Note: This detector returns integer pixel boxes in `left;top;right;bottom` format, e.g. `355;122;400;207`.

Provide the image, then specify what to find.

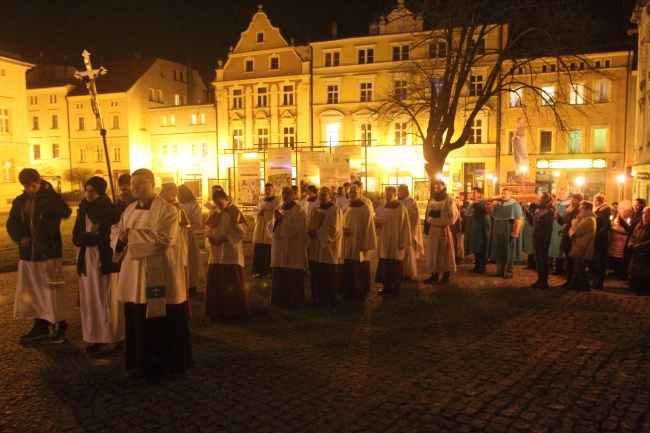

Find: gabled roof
26;65;80;89
67;58;157;96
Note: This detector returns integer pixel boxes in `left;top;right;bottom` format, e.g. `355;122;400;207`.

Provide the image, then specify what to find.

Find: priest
488;188;525;279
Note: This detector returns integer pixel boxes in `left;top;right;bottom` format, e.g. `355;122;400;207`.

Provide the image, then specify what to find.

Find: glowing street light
617;174;625;202
575;176;585;194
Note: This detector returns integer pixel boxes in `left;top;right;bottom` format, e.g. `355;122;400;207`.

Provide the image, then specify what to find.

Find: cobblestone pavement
1;245;649;432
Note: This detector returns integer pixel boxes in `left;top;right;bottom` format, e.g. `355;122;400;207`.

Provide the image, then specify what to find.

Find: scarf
79;194;112;224
432;187;448;202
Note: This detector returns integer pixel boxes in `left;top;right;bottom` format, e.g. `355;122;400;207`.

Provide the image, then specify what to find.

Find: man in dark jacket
6;168;72;343
556;193;582;288
591;194;612;289
523;192;555;289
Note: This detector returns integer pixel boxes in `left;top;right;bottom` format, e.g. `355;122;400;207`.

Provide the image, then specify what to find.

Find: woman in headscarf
73;176;124;354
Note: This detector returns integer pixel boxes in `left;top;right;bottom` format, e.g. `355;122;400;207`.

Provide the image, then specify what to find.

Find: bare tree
374;0;627;180
63;167;94;190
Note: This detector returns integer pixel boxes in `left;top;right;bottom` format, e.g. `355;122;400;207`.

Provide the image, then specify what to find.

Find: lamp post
616;174;625;202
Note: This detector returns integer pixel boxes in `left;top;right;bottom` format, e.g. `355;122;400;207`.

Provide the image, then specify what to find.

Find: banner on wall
334;146;361;181
320;153;350;188
267;147;292;193
237;153;261;204
299;151;322;195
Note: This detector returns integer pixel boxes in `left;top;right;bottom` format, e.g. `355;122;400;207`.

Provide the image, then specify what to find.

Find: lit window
395;123;408;145
174;94;180;106
593;81;610;103
112;146;121;162
162;144;169;158
593;128;607;152
34;144;41;160
509;88;523;107
233;129;244;150
170;115;176;126
569;84;585;105
95;146;104;162
52;143;60;159
541;86;555;106
361;123;372;146
202;142;208;157
326;123;339;146
569;130;582;153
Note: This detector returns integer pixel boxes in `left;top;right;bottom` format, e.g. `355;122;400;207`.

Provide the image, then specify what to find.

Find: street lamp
575;176;585;194
616;174;625;202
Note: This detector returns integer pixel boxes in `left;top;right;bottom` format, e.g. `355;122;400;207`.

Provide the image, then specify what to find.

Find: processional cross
74;50;116;201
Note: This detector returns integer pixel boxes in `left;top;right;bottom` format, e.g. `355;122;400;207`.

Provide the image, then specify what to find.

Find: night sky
0;0;633;84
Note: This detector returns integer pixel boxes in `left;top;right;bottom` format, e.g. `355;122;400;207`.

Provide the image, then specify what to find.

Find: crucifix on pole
74;50;116;202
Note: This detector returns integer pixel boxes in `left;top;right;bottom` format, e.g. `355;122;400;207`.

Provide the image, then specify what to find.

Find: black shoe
86;343;106;354
424;273;439;284
19;321;49;342
188;287;198;295
438;273;450;285
49;321;68;344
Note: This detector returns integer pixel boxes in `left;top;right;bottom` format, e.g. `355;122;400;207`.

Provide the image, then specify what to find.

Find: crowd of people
7;167;650;382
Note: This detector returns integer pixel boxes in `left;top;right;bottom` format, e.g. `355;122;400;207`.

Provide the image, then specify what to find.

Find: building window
170;115;176;126
509;88;523;107
79;148;87;163
392;45;410;61
76;103;84;109
30;96;38;105
202;142;208;158
192;142;199;157
257;87;268;107
325;51;340;67
191;114;198;125
395;122;408;145
77;116;85;131
171;143;178;157
361;123;372;146
593;81;610;103
233;129;244;150
469;118;483;144
50;95;57;104
569;130;582;153
174;94;180;106
95;117;102;130
470;38;486;55
111;114;119;129
569;84;585;105
469;74;483;97
245;60;254;72
326;123;339;146
358;48;374;64
110;101;119;107
33;116;40;130
3;158;14;182
112;146;121;162
270;57;279;70
429;41;447;58
51;115;59;129
283;126;295;147
33;144;41;160
257;32;265;43
162;144;169;159
257;128;269;150
52;143;60;159
232;89;243;109
540;131;553;153
283;85;294;106
394;80;408;101
541;86;555;106
327;85;339;104
95;146;104;162
149;88;155;102
593;128;607;152
157;90;163;103
360;82;373;102
0;108;10;133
